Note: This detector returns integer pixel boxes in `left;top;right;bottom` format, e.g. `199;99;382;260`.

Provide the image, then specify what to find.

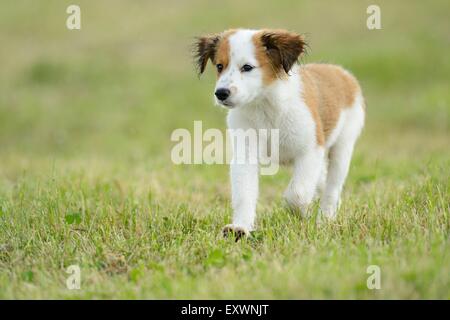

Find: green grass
0;0;449;299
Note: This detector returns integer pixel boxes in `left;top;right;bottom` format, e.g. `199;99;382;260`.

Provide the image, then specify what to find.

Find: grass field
0;0;449;299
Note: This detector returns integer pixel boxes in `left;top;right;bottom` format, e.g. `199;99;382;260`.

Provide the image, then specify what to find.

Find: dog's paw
284;201;312;219
222;224;250;241
283;189;313;218
316;207;338;225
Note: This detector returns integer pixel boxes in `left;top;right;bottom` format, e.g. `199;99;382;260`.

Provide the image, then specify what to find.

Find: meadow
0;0;448;299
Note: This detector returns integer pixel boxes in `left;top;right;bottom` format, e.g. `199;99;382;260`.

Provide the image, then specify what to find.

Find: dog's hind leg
314;156;328;201
284;146;325;217
320;143;353;218
320;97;365;219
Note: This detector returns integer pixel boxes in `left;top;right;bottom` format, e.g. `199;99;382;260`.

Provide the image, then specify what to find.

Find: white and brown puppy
194;29;365;239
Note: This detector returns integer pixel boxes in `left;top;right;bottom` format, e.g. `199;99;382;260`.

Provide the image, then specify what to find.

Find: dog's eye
241;64;254;72
216;64;223;72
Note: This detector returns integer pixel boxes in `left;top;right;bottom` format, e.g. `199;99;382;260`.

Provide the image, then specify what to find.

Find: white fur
215;30;263;108
319;95;365;218
213;29;364;234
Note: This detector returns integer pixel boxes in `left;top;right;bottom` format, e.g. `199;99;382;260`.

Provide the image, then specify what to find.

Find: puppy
194;29;365;239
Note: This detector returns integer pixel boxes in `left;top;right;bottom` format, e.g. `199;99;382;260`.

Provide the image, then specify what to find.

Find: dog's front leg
223;138;259;240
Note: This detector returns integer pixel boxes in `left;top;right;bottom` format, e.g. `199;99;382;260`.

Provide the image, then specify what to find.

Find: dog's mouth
218;100;235;109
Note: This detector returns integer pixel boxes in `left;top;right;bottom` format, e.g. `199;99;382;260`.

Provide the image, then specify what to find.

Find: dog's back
300;63;364;145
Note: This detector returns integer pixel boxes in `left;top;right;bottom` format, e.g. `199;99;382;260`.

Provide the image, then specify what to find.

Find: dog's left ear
260;30;306;74
193;34;221;75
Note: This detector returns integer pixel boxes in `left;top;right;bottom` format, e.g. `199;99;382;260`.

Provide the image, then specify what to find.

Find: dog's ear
260;30;306;74
193;34;221;75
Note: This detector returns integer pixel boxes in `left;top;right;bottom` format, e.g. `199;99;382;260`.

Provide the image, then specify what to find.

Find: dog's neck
236;65;302;119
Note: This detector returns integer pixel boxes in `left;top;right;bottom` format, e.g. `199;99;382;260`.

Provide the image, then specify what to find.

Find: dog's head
194;29;306;109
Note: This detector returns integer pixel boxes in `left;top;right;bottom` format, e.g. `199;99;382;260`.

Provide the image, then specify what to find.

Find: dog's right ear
193;34;220;75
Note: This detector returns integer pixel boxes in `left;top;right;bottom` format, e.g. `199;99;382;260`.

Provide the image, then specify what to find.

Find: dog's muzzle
215;88;230;101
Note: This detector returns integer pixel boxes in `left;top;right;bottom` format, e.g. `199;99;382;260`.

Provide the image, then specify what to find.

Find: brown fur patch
252;33;279;84
213;30;237;76
194;30;237;76
194;34;220;75
253;29;306;84
300;64;361;144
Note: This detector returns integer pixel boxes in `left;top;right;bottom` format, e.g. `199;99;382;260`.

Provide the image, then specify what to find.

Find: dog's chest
250;106;312;162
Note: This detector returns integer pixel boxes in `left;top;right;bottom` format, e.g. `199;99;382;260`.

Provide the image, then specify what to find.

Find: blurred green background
0;0;448;299
1;0;448;159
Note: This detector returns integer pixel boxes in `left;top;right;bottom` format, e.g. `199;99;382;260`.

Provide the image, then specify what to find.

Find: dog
194;29;365;239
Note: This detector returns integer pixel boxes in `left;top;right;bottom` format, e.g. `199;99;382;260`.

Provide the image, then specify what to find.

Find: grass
0;0;449;299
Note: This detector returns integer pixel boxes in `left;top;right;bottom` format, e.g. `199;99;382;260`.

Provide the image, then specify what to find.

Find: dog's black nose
215;88;230;101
